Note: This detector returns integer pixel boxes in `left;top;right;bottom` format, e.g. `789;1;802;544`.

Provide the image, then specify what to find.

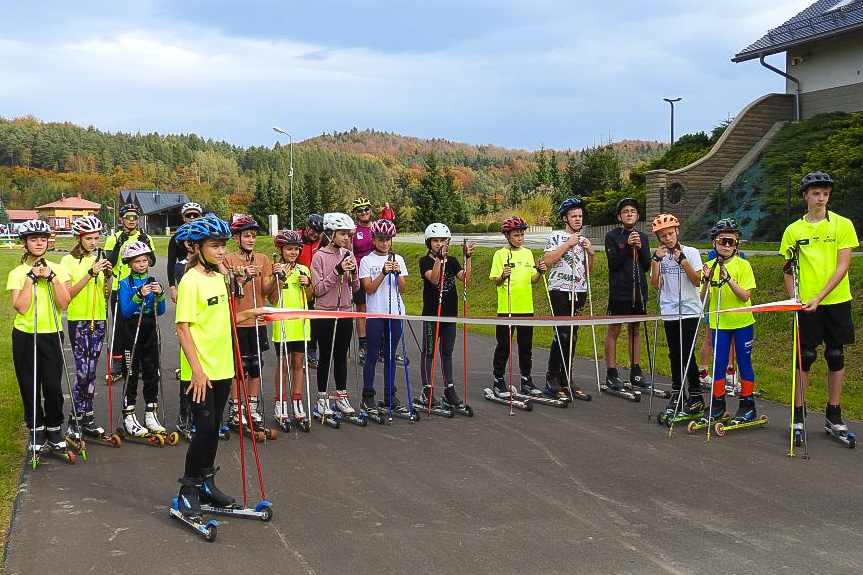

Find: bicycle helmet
230;215;259;235
651;213;680;234
181;202;202;216
274;229;303;247
323;212;356;232
306;214;324;232
501;216;528;234
558;198;585;218
186;214;232;242
119;203;140;217
352;197;372;211
709;218;741;240
424;223;451;248
18;219;52;238
800;172;834;194
371;219;397;239
174;223;192;243
121;240;153;263
71;215;103;235
615;198;640;216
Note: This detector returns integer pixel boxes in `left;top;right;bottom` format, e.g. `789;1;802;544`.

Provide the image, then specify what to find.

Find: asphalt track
5;258;863;575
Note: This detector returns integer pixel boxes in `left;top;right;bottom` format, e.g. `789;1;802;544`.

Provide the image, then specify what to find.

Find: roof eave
733;23;863;63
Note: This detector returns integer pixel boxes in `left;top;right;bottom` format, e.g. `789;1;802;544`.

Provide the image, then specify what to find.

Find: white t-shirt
658;245;703;316
544;230;587;292
359;252;408;314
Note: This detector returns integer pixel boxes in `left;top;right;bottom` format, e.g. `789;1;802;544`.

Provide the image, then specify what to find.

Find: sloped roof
36;196;101;210
121;190;190;215
7;209;39;221
733;0;863;62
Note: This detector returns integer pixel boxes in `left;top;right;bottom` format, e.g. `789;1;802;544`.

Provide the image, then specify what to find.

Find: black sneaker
604;371;625;392
442;385;464;407
545;375;566;398
825;404;848;433
492;376;511;399
361;394;378;413
520;375;543;397
630;365;648;389
704;395;726;422
681;395;705;416
731;396;756;424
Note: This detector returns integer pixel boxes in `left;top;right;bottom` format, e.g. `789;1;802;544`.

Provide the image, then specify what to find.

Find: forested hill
0;117;666;230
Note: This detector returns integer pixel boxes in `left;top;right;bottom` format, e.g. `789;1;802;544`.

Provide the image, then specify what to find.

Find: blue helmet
558;197;585;218
174;223;192;242
186;214;231;242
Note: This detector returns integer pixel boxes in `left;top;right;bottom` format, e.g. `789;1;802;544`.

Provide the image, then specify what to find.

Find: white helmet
323;212;356;232
121;240;153;263
424;223;451;241
71;215;103;235
18;219;52;238
181;202;202;215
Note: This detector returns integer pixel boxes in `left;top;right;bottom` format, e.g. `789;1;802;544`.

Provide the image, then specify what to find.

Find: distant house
36;194;101;232
733;0;863;118
7;209;40;225
120;190;192;234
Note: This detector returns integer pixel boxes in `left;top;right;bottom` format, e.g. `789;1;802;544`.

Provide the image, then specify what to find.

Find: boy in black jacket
603;198;651;390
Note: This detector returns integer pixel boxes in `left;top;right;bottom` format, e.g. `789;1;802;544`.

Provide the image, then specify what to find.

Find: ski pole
396;273;415;419
325;264;345;423
790;248;809;459
506;250;514;416
387;255;394;423
705;269;724;443
247;254;265;427
427;248;447;417
568;241;578;397
542;274;574;403
122;295;146;429
272;256;287;428
462;238;470;406
31;269;40;465
583;242;601;396
299;268;312;432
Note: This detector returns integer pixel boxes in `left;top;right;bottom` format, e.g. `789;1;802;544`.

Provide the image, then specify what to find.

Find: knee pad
824;346;845;372
799;347;817;372
241;355;261;379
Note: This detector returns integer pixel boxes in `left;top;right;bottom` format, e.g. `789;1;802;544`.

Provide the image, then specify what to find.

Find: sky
0;0;816;152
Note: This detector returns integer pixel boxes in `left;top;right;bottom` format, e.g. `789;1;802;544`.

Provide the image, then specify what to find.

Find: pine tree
413;152;451;229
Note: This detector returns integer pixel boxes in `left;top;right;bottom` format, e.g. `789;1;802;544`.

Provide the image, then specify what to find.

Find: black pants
663;317;701;394
110;291;126;364
314;317;353;392
122;315;160;407
13;328;65;429
421;320;456;387
307;300;318;352
493;313;533;378
184;378;231;479
546;290;586;385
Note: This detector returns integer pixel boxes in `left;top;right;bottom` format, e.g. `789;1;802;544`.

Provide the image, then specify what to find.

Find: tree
572;145;622;197
413;152;454;229
248;173;275;225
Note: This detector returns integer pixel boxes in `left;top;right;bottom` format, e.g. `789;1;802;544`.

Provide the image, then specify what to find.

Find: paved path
4;258;863;575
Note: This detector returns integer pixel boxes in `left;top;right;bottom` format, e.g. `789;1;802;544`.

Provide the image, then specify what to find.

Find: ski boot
146;403;179;445
413;386;453;418
657;391;682;425
361;392;386;425
333;390;367;426
64;413;87;455
44;426;75;464
29;426;46;456
313;392;340;429
199;466;273;521
307;348;319;369
442;384;474;416
274;397;291;431
824;404;856;448
248;396;274;437
291;394;311;431
492;375;511;399
629;365;647;390
544;375;568;400
484;375;532;411
119;406;164;446
382;390;419;422
698;369;712;391
516;376;567;408
76;411;120;448
714;395;769;436
601;369;640;402
170;476;218;541
686;395;727;434
792;406;806;448
518;375;544;397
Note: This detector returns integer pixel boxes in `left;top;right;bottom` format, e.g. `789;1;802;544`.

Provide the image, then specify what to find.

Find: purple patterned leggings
68;320;107;414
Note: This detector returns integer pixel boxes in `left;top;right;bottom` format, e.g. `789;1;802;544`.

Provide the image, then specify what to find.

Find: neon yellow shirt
176;268;234;381
272;264;311;343
489;247;536;314
6;261;71;333
780;212;858;305
104;229;153;290
706;256;755;329
61;254;107;322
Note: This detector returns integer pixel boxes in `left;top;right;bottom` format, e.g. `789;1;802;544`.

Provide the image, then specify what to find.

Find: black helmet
800;172;834;195
306;214;324;232
709;218;740;240
615;198;640;216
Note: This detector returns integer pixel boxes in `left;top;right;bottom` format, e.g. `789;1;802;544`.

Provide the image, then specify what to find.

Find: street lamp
272;126;294;230
663;97;682;145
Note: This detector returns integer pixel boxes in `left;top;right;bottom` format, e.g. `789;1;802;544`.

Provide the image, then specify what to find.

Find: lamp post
663;97;682;145
107;199;117;235
272;126;294;230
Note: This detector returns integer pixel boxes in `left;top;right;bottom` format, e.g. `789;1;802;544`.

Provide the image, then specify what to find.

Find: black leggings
493;313;533;378
12;328;65;429
184;377;231;479
314;317;353;392
663;317;701;394
421;321;456;387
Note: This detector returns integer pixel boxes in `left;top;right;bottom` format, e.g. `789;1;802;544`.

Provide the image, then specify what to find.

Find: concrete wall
801;82;863;116
645;93;795;227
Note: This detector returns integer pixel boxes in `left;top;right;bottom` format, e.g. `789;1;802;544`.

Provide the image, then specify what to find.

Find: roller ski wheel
513;391;568;409
565;388;591;402
295;418;312;432
116;427;165;447
824;424;857;449
600;382;641;402
626;382;670;399
412;398;455;418
170;499;218;542
382;403;420;423
275;417;292;432
334;412;369;427
794;429;804;448
714;414;769;437
685;413;729;435
64;434;87;455
482;388;532;411
361;409;387;425
83;428;123;448
218;426;230;441
200;500;274;522
154;431;180;446
442;400;475;417
312;409;341;429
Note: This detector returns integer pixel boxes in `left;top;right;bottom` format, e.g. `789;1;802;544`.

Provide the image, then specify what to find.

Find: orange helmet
651;213;680;234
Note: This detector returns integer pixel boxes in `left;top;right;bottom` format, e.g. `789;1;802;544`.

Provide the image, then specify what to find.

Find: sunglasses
123;215;139;221
355;207;371;213
715;237;738;247
184;213;201;219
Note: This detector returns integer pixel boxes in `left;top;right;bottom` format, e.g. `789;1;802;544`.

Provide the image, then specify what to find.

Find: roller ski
413;386;454;418
117;407;165;446
170;477;218;542
381;391;420;423
145;404;180;445
273;398;293;432
441;384;474;417
626;367;670;399
658;394;703;427
312;393;341;429
197;466;273;521
361;394;387;425
686;396;729;434
514;377;567;408
32;427;76;467
483;376;532;411
600;372;640;403
228;399;277;441
67;412;121;450
824;405;856;449
332;391;368;426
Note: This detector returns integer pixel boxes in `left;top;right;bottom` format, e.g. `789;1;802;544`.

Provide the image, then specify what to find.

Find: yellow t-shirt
706;256;755;330
6;260;71;333
780;212;858;305
61;254;107;322
489;247;536;314
272;264;311;343
176;268;234;381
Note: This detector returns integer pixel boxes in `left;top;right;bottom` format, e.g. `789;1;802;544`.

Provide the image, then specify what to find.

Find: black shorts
236;325;270;357
606;300;647;316
273;340;305;356
798;301;855;348
352;287;366;306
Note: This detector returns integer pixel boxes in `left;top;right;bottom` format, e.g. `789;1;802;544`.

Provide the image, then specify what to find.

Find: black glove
46;271;56;282
27;270;38;283
335;262;345;275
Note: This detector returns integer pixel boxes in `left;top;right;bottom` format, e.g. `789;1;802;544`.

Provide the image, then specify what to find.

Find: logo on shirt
357;231;364;240
207;296;218;306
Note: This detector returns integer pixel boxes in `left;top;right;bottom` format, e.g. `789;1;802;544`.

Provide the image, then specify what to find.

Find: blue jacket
119;273;166;318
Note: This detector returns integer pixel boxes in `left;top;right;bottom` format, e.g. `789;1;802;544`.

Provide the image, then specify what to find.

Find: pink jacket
311;246;360;311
